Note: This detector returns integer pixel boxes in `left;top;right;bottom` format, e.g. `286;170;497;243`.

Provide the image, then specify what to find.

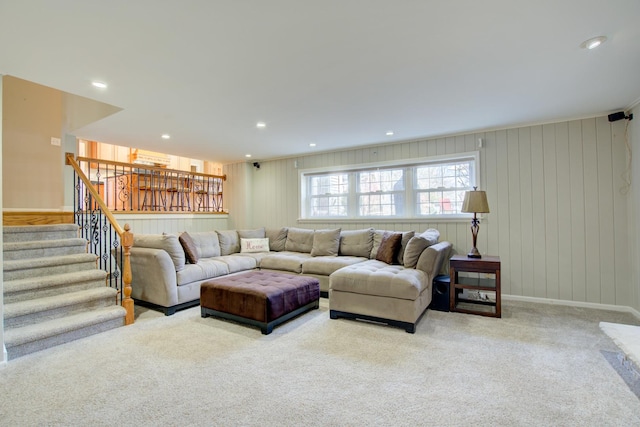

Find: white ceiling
1;0;639;164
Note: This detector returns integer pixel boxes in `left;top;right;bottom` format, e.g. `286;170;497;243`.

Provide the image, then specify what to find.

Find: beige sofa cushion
265;227;288;252
134;233;186;271
176;259;229;286
238;227;266;239
284;227;314;253
301;255;367;276
215;254;258;273
330;260;429;300
370;230;385;259
311;228;341;256
260;251;312;273
403;230;439;268
189;231;221;258
216;230;240;255
339;228;373;257
396;231;415;264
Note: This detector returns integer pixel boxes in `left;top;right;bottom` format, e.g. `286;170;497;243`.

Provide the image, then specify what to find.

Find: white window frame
299;151;480;222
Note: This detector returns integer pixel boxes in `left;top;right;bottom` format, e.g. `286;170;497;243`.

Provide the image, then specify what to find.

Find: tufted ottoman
200;271;320;334
329;260;433;333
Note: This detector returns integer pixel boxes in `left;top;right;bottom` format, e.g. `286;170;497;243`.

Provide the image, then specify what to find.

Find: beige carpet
1;299;639;426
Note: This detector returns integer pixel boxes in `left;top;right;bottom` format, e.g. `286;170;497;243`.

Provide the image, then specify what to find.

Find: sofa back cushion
189;231;221;258
285;227;314;253
134;233;186;271
396;231;415;264
311;228;341;256
216;230;240;255
370;230;385;259
265;227;288;251
238;227;266;239
339;228;373;258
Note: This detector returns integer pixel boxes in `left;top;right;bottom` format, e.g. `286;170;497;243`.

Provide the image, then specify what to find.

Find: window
357;168;404;216
307;173;349;217
300;152;479;220
414;161;472;216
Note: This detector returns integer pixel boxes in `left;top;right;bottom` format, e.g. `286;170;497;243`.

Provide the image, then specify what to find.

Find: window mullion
348;171;357;218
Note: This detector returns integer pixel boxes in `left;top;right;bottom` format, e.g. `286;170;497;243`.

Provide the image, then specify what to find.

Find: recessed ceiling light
256;122;266;128
161;134;171;140
386;131;394;136
309;143;316;147
245;154;252;158
580;36;607;50
91;81;107;89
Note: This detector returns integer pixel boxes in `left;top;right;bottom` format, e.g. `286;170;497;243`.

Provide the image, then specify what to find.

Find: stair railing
65;153;134;325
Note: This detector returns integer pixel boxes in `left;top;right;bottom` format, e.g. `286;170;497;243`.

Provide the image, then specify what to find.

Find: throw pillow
179;231;199;264
375;232;402;264
311;228;341;257
403;235;431;268
240;238;270;253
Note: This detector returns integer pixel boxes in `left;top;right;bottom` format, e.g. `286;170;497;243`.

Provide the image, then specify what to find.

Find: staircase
3;224;127;360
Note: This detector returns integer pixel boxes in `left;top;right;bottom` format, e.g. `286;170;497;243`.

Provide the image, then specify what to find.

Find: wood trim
3;211;75;226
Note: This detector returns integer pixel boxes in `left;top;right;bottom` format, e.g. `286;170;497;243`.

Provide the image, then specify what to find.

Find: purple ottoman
200;271;320;334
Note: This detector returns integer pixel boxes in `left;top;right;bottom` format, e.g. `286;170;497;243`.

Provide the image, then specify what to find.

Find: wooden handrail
65;152;135;325
75;155;227;180
66;153;124;236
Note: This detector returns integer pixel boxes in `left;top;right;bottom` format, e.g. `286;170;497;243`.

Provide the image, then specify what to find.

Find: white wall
1;75;6;366
112;213;229;235
629;106;640;311
225;116;636;309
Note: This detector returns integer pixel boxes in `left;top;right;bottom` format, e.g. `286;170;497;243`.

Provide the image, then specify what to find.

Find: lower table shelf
449;254;501;318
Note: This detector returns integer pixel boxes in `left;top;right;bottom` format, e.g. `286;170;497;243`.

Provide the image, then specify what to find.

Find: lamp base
467;247;482;258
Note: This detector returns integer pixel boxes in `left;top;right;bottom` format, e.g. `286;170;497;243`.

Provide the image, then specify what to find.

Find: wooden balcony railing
75;156;227;213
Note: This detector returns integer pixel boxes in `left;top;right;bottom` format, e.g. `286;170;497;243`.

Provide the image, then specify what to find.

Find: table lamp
461;187;490;258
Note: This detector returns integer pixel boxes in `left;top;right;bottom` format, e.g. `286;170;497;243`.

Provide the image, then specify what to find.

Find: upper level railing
65;153;134;325
75;156;226;213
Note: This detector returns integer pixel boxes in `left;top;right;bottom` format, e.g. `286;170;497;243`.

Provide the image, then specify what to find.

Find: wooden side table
449;255;501;317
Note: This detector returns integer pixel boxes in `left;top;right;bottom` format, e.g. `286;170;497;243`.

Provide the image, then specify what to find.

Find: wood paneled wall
225;116;635;308
112;214;229;235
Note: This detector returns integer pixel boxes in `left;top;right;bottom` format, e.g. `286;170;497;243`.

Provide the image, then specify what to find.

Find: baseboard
503;294;640;321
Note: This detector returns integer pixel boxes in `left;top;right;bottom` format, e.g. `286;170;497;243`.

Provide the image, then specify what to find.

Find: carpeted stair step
3;305;127;360
3;269;108;303
3;238;88;261
3;224;79;243
3;253;98;281
4;287;119;328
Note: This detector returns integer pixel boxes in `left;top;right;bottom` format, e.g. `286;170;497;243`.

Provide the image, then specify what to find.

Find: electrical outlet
50;137;61;146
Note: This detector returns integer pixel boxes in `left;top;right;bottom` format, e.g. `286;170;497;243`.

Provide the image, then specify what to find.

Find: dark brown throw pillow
179;231;199;264
375;232;402;264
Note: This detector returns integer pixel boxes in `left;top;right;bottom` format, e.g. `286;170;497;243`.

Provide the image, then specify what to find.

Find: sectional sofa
129;227;451;331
